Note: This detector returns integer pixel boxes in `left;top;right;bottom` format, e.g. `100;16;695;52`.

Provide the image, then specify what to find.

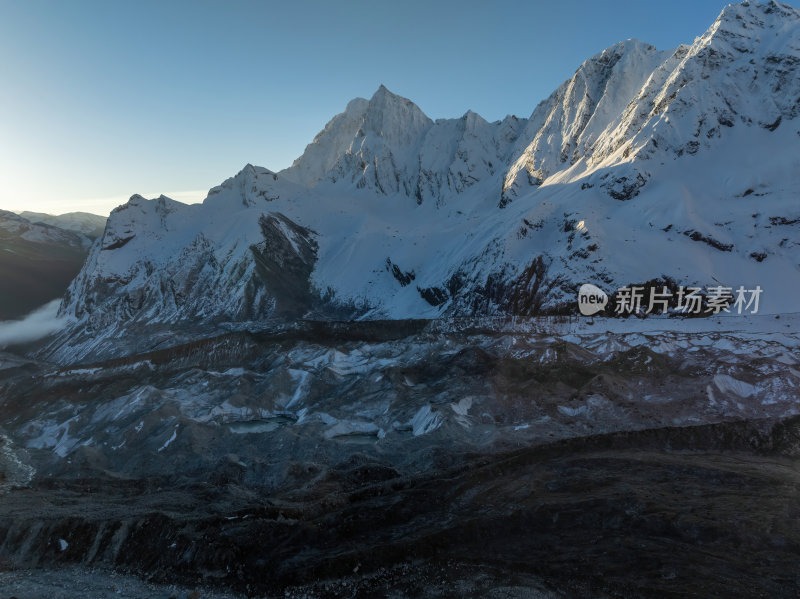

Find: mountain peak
124;194;148;208
608;38;656;53
718;0;800;21
0;209;24;221
114;194;186;219
576;38;659;73
235;163;274;179
281;86;433;188
369;84;406;102
364;85;431;131
200;163;284;209
710;0;800;42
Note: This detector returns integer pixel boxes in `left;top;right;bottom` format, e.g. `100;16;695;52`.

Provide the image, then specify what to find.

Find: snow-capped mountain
51;1;800;362
500;39;672;205
283;84;528;205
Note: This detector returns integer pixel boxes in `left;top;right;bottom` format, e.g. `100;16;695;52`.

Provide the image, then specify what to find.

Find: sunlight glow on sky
0;0;734;215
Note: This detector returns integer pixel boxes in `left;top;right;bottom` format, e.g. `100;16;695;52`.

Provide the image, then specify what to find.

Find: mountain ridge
46;0;800;363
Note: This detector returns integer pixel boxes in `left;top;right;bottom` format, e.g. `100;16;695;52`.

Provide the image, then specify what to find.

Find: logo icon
578;283;608;316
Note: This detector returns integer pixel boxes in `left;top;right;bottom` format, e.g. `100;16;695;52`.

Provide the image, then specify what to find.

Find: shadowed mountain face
0;211;99;320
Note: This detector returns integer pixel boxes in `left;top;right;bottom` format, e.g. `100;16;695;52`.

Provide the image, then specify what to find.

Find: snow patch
714;374;758;398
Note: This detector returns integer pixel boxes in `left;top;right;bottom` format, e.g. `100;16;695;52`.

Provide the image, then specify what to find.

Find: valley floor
1;419;800;597
1;316;799;597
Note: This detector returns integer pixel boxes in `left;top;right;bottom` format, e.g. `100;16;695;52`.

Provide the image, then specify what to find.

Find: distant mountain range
35;0;800;362
18;211;106;241
0;211;105;319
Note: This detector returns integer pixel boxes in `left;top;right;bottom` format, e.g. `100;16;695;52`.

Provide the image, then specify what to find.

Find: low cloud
0;300;67;348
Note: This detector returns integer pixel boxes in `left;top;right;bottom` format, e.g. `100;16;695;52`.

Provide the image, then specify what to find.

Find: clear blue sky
0;0;736;215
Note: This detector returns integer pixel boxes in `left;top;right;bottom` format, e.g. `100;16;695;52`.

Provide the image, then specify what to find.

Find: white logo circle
577;283;608;316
